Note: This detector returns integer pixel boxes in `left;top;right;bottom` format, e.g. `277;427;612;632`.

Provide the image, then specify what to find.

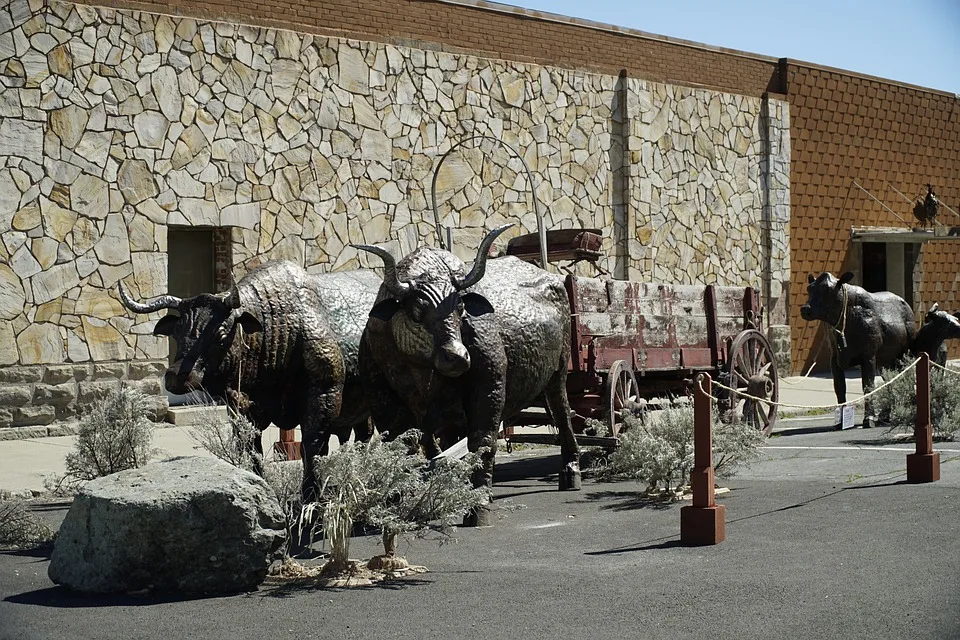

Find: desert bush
598;403;766;495
189;406;263;473
872;359;960;440
302;431;490;576
46;384;157;494
0;493;54;549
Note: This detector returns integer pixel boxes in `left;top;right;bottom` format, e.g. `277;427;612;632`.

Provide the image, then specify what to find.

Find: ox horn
221;279;242;310
352;244;412;298
117;281;181;314
454;223;513;291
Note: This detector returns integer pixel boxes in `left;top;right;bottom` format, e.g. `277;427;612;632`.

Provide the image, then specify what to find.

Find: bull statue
354;224;581;526
911;303;960;368
118;260;382;501
800;271;916;428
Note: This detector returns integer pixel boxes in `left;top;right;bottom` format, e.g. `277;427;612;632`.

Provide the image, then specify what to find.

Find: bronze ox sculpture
119;261;382;501
800;271;916;428
912;303;960;368
354;224;581;526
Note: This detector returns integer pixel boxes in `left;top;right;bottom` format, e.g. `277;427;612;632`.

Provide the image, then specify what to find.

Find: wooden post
274;428;301;461
906;352;939;482
681;373;726;545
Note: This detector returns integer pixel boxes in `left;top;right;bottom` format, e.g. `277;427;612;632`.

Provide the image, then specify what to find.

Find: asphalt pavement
2;371;960;640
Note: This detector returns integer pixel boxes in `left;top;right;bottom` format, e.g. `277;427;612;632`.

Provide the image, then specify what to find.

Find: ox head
353;224;512;378
800;271;854;323
922;303;960;341
118;282;263;395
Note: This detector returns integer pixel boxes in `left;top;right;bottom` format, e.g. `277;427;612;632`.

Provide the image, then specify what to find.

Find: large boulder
48;456;287;594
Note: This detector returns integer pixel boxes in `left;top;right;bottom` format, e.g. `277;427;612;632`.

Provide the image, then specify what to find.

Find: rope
930;360;960;377
708;356;922;410
834;285;848;349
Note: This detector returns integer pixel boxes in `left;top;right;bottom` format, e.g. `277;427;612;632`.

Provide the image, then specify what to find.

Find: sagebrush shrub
304;431;489;572
872;359;960;439
48;384;156;494
0;494;54;549
600;403;765;494
189;406;263;473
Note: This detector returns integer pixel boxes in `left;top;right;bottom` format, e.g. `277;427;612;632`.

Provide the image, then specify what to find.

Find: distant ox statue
354;224;581;526
912;303;960;368
800;271;916;428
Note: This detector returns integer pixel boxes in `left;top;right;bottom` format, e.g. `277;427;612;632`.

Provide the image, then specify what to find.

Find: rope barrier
709;356;922;410
930;360;960;377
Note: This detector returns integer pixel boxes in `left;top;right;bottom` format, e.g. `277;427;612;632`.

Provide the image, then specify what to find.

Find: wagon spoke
754;401;766;427
735;351;749;377
733;368;751;387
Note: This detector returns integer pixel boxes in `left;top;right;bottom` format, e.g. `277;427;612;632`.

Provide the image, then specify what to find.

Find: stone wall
0;0;790;432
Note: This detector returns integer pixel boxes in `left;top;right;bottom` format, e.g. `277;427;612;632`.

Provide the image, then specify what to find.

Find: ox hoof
463;504;492;528
558;464;581;491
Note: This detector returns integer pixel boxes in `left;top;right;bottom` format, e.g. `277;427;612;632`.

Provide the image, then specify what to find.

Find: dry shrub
0;492;54;550
46;384;157;495
599;404;766;495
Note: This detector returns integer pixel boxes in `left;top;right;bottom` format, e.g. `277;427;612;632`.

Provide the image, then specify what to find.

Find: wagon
503;235;779;447
431;136;779;448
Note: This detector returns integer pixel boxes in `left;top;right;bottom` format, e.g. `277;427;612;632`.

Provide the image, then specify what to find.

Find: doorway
166;227;216;405
860;241;915;306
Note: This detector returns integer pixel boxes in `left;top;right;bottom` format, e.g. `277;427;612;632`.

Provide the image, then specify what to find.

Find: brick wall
786;61;960;372
71;0;781;97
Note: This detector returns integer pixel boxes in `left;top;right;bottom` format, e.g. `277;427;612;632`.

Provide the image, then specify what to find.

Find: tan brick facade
72;0;782;97
785;62;960;371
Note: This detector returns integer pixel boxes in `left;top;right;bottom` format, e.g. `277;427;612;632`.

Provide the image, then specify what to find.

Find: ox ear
838;272;854;286
369;298;402;322
237;311;262;335
153;314;179;337
808;274;815;284
462;292;494;317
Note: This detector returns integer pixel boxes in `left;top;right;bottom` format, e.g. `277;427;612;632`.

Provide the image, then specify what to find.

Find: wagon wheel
723;329;778;435
605;360;639;437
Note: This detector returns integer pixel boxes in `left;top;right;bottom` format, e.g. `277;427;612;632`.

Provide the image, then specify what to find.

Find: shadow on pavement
576;489;675;512
0;544;53;560
727;479;907;526
585;537;685;555
4;585;228;608
772;424;840;437
260;576;432;598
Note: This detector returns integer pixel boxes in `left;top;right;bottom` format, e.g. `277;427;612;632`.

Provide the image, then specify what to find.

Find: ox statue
911;303;960;368
800;271;916;428
118;260;382;501
354;224;581;526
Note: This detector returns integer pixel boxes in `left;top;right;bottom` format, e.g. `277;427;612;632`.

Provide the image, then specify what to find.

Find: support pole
906;352;939;482
681;373;726;545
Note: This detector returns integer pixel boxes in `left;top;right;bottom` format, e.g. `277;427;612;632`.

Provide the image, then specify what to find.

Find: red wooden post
906;352;939;483
274;428;302;461
681;373;726;545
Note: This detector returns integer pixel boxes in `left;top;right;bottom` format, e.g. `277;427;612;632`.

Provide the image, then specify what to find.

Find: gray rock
48;456;287;594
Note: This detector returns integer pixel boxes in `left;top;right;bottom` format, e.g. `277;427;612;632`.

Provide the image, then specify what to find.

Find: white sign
834;404;856;430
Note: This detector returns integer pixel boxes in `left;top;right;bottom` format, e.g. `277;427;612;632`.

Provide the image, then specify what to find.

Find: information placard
834;404;856;430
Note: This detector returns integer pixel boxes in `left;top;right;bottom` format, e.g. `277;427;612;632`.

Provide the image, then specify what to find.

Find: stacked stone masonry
0;0;790;430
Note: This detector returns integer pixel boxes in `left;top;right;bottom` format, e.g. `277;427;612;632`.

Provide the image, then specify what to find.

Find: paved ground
3;371;959;639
